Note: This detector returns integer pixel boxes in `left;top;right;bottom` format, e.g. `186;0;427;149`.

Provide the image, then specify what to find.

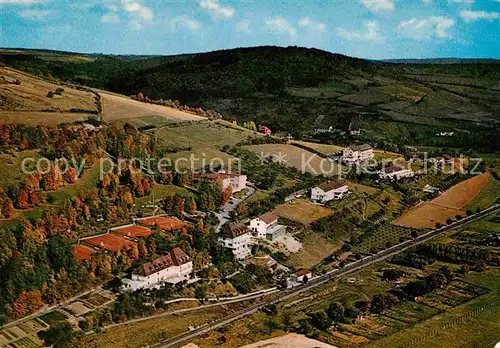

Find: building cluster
72;215;193;291
122;247;194;291
198;172;247;193
218;212;287;260
342;144;374;164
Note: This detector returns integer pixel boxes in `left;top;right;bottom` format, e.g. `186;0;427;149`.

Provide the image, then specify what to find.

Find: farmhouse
311;180;349;203
342;144;374;164
123;247;193;291
218;222;252;260
292;269;312;283
379;165;413;181
258;125;271;135
199;172;247;193
249;212;287;242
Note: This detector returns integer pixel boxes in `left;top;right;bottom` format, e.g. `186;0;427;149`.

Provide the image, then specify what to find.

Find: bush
46;91;54;98
55;87;65;95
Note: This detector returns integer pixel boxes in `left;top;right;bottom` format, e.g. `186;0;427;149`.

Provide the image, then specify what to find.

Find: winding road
156;203;500;348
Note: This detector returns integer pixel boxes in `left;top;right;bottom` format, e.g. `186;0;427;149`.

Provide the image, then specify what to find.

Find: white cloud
336;21;384;41
448;0;474;4
298;17;326;33
265;17;297;39
200;0;234;19
121;0;153;21
170;16;201;32
398;16;455;39
130;19;143;30
460;10;500;22
361;0;394;13
101;12;120;24
105;4;119;12
19;9;50;19
0;0;46;4
236;20;251;33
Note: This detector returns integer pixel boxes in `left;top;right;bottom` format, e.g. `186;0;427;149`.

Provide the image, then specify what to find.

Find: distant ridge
382;58;500;64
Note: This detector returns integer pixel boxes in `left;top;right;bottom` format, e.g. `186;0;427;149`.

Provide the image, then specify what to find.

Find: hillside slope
1;46;499;151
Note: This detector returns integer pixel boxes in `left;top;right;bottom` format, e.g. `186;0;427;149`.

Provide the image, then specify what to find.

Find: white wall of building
379;169;413;180
124;261;193;291
218;232;251;259
311;185;349;203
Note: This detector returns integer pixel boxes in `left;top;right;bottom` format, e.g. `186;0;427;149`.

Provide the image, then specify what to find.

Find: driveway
215;185;256;232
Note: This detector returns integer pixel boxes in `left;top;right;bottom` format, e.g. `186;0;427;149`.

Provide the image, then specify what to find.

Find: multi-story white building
379;165;414;181
311;180;349;203
342;144;374;164
249;212;287;242
218;222;252;259
199;172;247;193
122;248;193;291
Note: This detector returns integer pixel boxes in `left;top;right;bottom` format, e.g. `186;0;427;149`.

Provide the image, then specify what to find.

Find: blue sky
1;0;499;59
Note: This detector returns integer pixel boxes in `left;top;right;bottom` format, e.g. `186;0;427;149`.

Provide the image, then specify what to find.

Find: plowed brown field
393;173;491;229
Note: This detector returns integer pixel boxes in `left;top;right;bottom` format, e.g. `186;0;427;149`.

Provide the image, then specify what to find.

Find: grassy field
47;159;104;205
244;144;344;176
100;91;205;126
155;122;253;149
0;67;97;125
136;184;194;204
80;307;228;348
467;176;500;211
273;199;334;225
292;141;344;154
0;150;39;188
285;229;342;269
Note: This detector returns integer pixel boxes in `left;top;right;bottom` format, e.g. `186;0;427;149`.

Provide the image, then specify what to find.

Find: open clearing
393;173;491;229
80;307;226;348
0;67;97;125
285;230;341;269
292;141;343;154
274;199;334;225
99;91;205;126
244;144;344;176
241;333;337;348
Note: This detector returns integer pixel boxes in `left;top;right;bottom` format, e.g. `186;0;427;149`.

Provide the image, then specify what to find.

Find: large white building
249;212;287;242
311;180;349;203
122;248;193;291
379;165;414;181
342;144;374;164
218;222;252;259
199;172;247;193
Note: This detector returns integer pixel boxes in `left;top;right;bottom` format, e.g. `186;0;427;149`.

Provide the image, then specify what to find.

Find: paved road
156;203;500;348
215;185;256;232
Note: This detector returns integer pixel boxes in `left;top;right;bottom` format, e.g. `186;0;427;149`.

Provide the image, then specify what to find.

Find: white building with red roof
122;247;193;291
249;212;287;242
198;171;247;193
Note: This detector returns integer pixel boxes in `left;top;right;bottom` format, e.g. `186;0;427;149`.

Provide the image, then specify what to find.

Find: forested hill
1;46;499;151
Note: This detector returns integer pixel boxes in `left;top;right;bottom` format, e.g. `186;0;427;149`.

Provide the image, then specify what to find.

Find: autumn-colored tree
163;195;174;214
221;186;232;206
44;164;63;191
138;240;148;258
186;197;197;214
19;139;29;150
0;229;16;265
149;239;156;255
64;167;77;184
28;191;41;206
12;290;44;319
3;199;15;218
16;189;29;209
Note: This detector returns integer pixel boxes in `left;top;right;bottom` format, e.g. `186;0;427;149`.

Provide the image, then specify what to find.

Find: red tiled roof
141;247;191;276
383;165;407;174
258;212;279;225
72;245;94;261
113;225;152;238
295;269;312;277
84;234;137;253
221;222;249;238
